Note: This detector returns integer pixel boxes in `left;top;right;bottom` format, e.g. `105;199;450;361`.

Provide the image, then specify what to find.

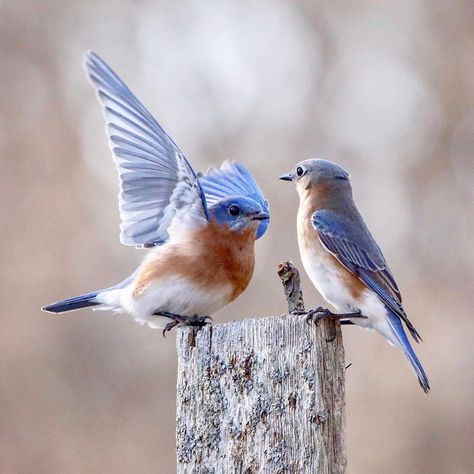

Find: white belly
297;208;355;311
300;246;355;312
300;244;397;344
97;276;233;329
296;209;399;346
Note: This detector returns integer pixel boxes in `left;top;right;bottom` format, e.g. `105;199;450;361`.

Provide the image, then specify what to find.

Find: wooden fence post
176;262;347;473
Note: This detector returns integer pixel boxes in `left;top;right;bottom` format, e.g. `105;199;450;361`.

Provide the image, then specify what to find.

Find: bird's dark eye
228;205;240;216
296;166;305;178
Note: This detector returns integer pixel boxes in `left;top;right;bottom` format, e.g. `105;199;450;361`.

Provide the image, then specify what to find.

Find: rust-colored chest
133;222;257;301
203;224;256;300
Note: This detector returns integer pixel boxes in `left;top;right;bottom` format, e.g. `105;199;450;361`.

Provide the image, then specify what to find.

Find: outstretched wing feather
83;51;208;247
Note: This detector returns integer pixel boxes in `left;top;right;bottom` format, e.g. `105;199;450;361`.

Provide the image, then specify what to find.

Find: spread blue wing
83;51;208;247
199;161;270;238
312;209;421;342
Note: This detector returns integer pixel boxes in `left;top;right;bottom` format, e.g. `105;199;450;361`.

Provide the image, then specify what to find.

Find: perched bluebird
280;160;429;392
42;52;269;332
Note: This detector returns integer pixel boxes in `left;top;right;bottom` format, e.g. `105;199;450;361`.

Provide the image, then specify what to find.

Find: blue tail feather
386;309;430;393
42;273;135;314
42;291;101;313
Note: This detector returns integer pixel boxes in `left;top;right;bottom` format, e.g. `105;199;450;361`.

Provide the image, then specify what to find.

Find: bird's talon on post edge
156;312;212;336
187;315;212;328
305;307;331;326
162;320;180;337
306;308;366;327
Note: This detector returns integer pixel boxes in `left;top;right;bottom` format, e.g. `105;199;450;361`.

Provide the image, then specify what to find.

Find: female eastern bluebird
42;52;269;333
280;159;429;392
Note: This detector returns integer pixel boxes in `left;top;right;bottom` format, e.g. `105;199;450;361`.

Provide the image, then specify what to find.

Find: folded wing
199;161;270;238
312;209;421;342
83;51;208;248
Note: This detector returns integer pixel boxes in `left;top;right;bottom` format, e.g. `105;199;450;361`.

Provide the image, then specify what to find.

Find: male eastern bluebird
42;52;269;333
280;159;429;392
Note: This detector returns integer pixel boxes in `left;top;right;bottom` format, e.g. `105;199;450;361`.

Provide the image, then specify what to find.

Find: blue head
208;196;269;235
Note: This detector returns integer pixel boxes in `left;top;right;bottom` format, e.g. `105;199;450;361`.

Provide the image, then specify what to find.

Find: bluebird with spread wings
280;160;429;392
42;52;269;332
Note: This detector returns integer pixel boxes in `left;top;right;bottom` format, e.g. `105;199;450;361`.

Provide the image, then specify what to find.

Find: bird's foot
161;319;180;336
304;307;330;325
290;309;307;316
305;307;366;326
155;311;212;337
186;314;213;327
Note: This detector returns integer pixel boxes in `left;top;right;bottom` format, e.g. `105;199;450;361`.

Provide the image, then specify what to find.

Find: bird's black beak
279;172;293;182
251;210;270;221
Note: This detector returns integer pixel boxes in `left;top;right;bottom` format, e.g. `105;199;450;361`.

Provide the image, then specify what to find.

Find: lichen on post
176;261;347;473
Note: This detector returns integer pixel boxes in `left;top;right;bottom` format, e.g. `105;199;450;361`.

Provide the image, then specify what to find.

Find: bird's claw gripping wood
305;308;367;326
290;309;307;316
155;312;213;337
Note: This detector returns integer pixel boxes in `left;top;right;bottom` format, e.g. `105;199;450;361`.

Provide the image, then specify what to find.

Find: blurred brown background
1;0;473;472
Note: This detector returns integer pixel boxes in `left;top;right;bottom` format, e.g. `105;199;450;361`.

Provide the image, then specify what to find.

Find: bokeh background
1;0;473;472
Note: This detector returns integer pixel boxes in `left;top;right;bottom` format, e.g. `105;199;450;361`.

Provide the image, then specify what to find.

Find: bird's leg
154;311;212;337
306;307;367;326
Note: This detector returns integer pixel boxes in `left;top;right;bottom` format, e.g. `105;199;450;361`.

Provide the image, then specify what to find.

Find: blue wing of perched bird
312;209;429;392
312;209;420;341
199;161;270;239
83;51;209;248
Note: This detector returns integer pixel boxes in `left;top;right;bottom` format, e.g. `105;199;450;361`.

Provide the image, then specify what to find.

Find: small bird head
279;159;350;197
208;197;269;234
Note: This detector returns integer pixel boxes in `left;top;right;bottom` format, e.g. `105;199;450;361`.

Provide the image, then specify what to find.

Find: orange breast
298;194;366;301
133;221;257;301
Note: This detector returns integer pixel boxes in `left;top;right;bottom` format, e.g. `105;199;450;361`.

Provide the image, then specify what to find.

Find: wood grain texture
176;262;347;473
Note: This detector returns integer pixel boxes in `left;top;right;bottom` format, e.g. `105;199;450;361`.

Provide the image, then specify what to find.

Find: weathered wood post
176;262;347;473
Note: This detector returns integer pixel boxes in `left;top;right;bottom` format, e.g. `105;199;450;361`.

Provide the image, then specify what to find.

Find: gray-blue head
208;196;269;234
280;159;351;198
